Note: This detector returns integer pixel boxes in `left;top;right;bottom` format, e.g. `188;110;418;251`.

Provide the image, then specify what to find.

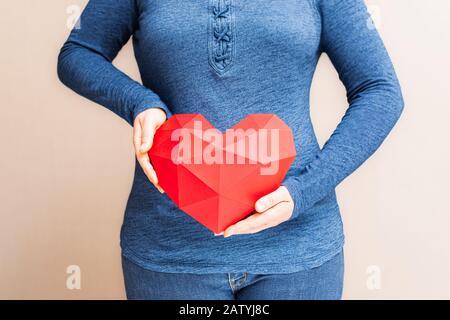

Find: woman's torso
120;0;345;273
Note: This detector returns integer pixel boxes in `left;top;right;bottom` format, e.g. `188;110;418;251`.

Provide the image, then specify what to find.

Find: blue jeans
121;249;344;300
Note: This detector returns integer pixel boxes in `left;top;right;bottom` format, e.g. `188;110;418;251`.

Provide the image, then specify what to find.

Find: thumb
255;188;284;213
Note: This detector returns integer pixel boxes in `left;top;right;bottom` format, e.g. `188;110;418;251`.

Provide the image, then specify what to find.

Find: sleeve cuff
281;176;304;221
281;166;340;222
131;94;172;125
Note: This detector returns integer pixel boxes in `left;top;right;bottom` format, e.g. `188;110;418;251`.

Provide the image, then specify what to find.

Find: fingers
140;117;156;153
223;186;294;237
139;152;158;185
140;152;165;193
133;116;164;193
223;202;292;237
254;186;291;213
133;118;143;153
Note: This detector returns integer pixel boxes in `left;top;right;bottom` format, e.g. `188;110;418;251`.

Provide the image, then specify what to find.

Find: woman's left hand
223;186;294;237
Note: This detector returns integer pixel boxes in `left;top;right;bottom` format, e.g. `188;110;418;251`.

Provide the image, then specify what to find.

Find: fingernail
214;232;224;236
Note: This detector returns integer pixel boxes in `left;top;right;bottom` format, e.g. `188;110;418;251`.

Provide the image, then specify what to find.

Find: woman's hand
223;186;294;237
133;108;167;193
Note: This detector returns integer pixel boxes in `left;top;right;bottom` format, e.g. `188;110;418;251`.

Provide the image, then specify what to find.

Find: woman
57;0;403;300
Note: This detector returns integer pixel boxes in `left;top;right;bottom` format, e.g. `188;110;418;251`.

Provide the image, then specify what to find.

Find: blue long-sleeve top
57;0;404;273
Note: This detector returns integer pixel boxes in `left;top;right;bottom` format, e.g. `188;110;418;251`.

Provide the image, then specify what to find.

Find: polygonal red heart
148;114;296;233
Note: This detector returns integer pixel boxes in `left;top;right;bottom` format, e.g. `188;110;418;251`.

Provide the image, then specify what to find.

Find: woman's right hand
133;108;167;193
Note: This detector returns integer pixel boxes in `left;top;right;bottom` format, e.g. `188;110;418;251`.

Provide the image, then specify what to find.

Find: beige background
1;0;449;299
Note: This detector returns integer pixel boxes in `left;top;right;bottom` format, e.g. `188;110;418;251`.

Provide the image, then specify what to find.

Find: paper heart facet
148;114;296;234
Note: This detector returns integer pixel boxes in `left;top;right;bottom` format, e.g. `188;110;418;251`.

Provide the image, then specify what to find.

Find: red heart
148;114;296;233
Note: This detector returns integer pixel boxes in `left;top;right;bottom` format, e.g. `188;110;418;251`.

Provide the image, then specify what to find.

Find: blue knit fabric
57;0;404;273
